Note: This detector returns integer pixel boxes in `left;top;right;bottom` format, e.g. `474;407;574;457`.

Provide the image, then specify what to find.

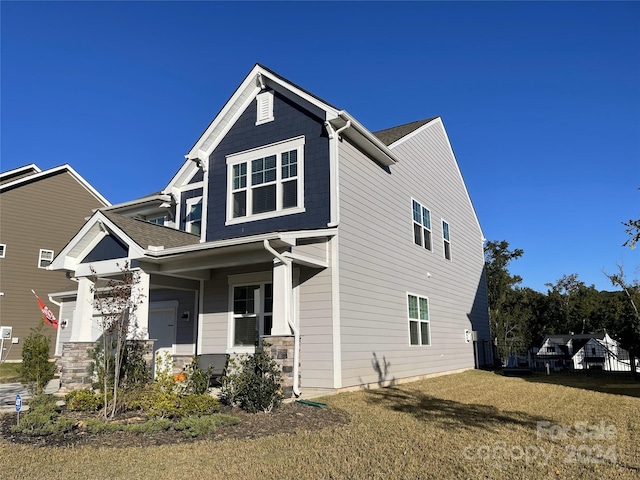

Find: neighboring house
536;333;637;372
49;64;492;395
0;164;110;360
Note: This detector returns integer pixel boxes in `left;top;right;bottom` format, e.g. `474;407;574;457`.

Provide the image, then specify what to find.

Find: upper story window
442;220;451;260
185;197;203;235
412;199;432;251
0;244;5;258
255;91;274;125
147;215;166;226
38;249;54;269
226;136;305;225
408;293;430;346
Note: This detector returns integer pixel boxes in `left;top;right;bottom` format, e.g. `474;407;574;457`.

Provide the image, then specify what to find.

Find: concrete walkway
0;379;60;412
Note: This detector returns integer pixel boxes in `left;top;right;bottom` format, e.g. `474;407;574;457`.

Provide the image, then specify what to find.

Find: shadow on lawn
365;386;549;434
517;372;640;398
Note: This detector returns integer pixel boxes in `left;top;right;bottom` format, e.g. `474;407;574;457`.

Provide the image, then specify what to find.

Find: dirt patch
0;402;350;448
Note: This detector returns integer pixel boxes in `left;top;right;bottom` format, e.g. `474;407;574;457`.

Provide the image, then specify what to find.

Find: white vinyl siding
226;136;305;225
38;249;54;269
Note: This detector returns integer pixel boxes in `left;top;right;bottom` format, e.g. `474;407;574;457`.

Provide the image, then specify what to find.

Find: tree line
485;215;639;372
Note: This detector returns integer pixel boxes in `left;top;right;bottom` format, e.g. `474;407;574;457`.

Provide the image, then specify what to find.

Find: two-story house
49;64;492;395
0;164;110;360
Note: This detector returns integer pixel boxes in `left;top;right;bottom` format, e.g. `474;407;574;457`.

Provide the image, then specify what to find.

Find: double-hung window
442;220;451;260
38;249;54;269
226;136;305;224
408;293;430;346
231;282;273;349
412;199;432;250
185;197;202;235
0;244;5;258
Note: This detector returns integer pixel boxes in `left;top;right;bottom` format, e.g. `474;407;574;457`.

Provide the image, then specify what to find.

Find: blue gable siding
81;235;128;263
205;91;330;241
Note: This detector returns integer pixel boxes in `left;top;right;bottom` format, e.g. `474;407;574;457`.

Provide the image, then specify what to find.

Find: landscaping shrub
174;414;240;438
11;394;75;435
64;389;103;412
178;393;219;417
20;323;55;395
182;356;215;395
219;344;284;413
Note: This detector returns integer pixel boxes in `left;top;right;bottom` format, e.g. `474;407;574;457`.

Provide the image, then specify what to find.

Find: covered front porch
49;210;334;395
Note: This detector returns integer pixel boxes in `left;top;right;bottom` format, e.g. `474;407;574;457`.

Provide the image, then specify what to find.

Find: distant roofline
0;164;111;206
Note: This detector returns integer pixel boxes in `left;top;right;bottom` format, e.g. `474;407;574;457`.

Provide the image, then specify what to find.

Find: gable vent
256;91;274;125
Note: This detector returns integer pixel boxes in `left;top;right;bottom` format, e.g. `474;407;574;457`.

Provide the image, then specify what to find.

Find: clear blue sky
2;1;638;293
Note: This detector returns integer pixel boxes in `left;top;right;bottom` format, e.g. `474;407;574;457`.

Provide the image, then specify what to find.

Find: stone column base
264;335;300;398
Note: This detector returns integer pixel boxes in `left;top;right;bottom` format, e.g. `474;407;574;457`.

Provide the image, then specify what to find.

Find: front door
149;302;177;375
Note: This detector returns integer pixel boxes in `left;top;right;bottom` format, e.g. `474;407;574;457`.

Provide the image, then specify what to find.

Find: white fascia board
103;193;172;212
141;228;337;259
283;252;328;269
0;164;110;207
0;163;41;180
49;211;144;271
330;112;400;167
164;160;202;194
49;213;105;270
186;65;341;164
186;64;264;161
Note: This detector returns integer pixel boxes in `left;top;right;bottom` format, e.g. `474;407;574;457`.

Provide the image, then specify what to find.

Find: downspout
263;239;301;397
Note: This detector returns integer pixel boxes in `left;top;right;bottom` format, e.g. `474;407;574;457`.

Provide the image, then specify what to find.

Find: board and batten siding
337;119;489;387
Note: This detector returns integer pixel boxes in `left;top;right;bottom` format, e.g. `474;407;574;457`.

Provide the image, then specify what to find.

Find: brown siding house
0;164;110;360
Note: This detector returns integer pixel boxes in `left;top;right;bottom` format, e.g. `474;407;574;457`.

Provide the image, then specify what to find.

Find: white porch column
270;259;292;336
133;270;150;339
71;277;95;342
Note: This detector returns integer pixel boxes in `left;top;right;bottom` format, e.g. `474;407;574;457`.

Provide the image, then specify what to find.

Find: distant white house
536;333;637;372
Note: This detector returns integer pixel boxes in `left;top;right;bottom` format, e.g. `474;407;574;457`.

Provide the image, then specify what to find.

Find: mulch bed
0;402;350;448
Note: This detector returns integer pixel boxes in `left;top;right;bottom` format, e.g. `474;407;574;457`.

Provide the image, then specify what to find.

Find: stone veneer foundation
59;340;154;393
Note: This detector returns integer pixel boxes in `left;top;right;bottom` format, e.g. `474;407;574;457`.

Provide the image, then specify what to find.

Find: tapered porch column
270;259;292;336
70;277;95;342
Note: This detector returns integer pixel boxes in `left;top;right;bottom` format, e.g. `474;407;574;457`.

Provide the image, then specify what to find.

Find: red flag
32;290;58;329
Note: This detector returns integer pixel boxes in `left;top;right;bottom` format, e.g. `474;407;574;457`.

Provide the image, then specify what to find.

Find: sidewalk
0;379;60;412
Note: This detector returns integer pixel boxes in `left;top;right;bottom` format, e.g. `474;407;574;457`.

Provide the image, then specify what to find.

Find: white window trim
411;198;432;251
0;244;5;258
407;292;431;347
442;219;452;261
38;249;54;269
255;90;274;125
185;196;203;235
227;272;272;354
225;136;305;225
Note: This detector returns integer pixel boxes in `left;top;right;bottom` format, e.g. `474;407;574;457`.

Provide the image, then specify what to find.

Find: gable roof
0;164;110;206
164;64;401;194
0;164;41;185
372;118;438;146
101;211;199;250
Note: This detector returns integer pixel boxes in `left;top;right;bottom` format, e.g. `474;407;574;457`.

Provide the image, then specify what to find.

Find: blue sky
2;1;638;293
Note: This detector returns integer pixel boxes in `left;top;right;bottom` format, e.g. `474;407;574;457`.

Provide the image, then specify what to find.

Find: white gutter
263;239;301;397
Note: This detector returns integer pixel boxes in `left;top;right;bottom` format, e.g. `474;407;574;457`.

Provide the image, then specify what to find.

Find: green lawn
0;362;21;383
1;370;638;479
